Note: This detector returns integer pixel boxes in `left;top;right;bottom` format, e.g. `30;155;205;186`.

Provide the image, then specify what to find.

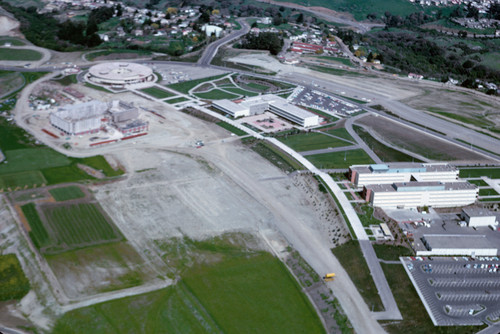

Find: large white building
85;62;156;88
212;95;319;127
461;207;498;227
349;163;459;187
50;101;108;135
418;234;497;256
364;181;478;208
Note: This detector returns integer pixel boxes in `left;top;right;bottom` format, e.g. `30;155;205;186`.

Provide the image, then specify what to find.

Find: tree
251;21;257;28
297;13;304;24
86;33;101;47
86;20;98;36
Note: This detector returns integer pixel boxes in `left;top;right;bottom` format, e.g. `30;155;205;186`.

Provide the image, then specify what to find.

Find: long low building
212;94;319;127
349;163;459;187
418;234;497;256
364;181;478;208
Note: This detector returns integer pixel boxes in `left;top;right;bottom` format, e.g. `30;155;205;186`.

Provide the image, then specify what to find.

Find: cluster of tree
239;32;283;55
58;20;102;47
381;11;433;28
368;30;500;86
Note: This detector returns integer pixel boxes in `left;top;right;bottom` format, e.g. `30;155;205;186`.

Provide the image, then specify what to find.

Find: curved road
198;18;250;66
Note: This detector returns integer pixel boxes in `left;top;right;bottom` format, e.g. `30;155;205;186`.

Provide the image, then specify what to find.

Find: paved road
344;113;383;164
300;145;359;156
197;18;250;66
0;327;27;334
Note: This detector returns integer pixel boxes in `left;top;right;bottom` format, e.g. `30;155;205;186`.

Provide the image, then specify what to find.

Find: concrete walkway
342;113;383;164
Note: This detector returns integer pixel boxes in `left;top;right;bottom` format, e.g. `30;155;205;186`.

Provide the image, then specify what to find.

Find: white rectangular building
50;101;108;135
364;181;478;208
418;234;497;256
461;207;497;227
349;163;459;187
212;95;319;127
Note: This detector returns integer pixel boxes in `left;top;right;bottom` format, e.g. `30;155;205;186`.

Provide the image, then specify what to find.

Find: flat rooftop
423;234;497;250
462;207;495;218
367;182;476;193
351;162;457;174
213;99;248;112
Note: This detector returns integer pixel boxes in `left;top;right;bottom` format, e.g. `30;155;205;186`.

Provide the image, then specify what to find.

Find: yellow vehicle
323;273;335;282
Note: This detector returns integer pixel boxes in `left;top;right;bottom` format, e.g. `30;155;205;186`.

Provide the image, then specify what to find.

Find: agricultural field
355;115;491;162
0;47;42;61
353;125;422;162
0;148;71;174
167;74;228;94
0;170;46;190
140;86;175;99
49;186;86;201
331;240;384;311
52;253;325;334
22;202;122;254
305;149;374;169
0;254;30;301
277;132;353;152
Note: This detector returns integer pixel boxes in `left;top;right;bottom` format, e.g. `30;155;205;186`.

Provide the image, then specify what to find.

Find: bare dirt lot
0;15;23;38
355;114;494;163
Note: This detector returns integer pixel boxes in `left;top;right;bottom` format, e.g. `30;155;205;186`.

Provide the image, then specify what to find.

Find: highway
197;18;250;66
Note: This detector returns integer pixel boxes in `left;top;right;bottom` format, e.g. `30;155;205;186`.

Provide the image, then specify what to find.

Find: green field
53;253;325;334
40;203;122;253
78;156;124;177
194;89;239;100
167;74;228;94
223;87;259;97
356;204;383;227
354;125;422;162
0;170;46;190
467;179;489;187
332;240;384;311
0;148;71;174
53;74;77;86
245;82;269;92
481;52;500;71
165;96;188;104
479;188;499;196
140;86;175;99
373;244;412;261
381;263;486;334
460;168;500;179
0;37;25;46
272;0;434;21
216;122;248;136
306;149;374;169
49;186;85;201
0;47;42;61
278;132;352;152
323;127;355;141
0;254;30;301
21;203;50;249
314;56;353;67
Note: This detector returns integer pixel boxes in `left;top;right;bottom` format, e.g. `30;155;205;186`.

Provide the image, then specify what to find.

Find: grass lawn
0;37;25;46
41;165;95;185
245;82;269;92
323;127;355;142
373;244;412;261
460;168;500;179
140;86;175;99
354;125;422;162
250;141;304;173
40;203;122;253
194;89;239;100
84;82;112;93
0;254;30;301
77;156;124;177
331;240;384;311
53;251;325;334
21;203;50;249
277;132;351;152
433;111;494;129
53;74;77;86
167;74;228;94
223;87;259;97
165;96;188;104
306;149;374;169
467;179;489;187
0;47;42;61
0;148;71;174
183;253;325;334
381;263;486;334
86;49;151;61
314;56;353;67
216;122;247;136
0;170;46;190
479;188;499;196
355;204;383;227
49;186;85;201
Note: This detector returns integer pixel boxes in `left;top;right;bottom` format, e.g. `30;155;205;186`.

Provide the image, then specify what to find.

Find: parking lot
289;86;361;117
402;257;500;326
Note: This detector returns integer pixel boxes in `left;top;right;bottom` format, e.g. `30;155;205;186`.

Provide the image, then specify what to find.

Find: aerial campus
0;0;499;334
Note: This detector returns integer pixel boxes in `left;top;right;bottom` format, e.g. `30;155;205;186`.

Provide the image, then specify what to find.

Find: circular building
86;62;156;88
